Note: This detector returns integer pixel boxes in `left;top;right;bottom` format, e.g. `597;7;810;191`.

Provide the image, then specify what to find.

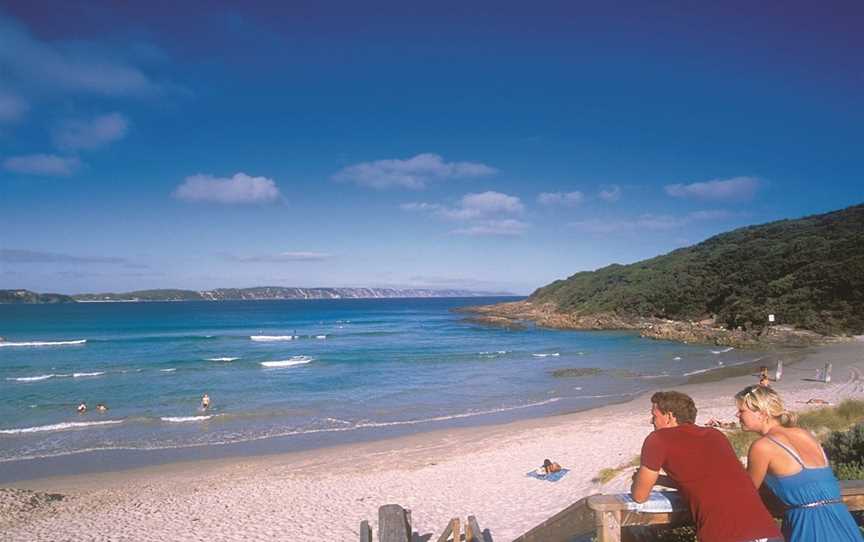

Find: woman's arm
746;438;772;489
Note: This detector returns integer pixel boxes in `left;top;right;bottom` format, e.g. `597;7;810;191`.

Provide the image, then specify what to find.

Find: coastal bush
824;423;864;480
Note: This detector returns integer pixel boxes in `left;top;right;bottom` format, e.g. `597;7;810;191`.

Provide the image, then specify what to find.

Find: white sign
768;314;775;323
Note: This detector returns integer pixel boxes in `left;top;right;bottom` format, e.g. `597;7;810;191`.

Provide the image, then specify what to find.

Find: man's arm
630;466;660;503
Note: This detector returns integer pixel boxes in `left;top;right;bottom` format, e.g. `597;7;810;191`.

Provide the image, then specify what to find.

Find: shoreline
3;341;862;541
457;300;853;349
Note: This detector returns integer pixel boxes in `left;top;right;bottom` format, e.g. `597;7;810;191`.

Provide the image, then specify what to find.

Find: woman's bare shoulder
749;435;776;455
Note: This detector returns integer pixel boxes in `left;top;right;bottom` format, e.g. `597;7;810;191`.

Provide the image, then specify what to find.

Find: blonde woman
735;385;863;542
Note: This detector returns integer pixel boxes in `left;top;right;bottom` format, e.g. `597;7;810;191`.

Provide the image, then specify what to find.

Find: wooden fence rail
514;480;864;542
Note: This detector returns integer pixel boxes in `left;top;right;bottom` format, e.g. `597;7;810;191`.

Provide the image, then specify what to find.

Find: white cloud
0;16;159;96
537;191;584;206
569;209;733;234
230;252;331;262
405;191;524;221
333;153;496;189
665;176;760;201
687;209;732;221
400;202;443;212
453;191;523;217
452;219;529;237
173;173;281;204
0;91;28;123
52;112;129;151
598;185;621;202
3;154;80;176
0;249;126;264
402;191;528;237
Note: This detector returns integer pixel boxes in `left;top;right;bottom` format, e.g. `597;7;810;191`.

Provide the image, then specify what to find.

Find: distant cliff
0;290;75;304
69;287;511;302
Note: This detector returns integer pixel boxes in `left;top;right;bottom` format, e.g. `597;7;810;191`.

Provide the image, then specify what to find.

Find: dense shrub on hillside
824;423;864;480
530;204;864;334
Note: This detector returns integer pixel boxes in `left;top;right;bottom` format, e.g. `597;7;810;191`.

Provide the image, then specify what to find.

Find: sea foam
0;339;86;348
250;335;294;342
161;415;213;423
0;420;122;434
206;357;239;362
532;353;560;358
6;374;55;382
260;356;313;368
73;372;105;378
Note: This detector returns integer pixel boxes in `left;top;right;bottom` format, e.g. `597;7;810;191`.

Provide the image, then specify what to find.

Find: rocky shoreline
456;300;849;348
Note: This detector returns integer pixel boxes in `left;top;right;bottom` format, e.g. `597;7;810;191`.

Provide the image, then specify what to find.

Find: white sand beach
3;341;863;541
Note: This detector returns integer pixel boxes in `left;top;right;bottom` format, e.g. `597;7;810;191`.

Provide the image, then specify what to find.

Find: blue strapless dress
762;435;862;542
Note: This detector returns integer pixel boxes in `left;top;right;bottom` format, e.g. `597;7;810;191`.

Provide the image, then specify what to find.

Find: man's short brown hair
651;391;697;424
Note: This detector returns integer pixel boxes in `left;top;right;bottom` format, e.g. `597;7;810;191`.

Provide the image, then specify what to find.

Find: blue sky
1;1;862;295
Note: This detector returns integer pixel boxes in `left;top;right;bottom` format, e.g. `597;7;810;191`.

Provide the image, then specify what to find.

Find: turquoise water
0;298;756;473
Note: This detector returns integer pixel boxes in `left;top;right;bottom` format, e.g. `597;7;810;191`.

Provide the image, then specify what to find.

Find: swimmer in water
77;402;87;414
96;403;108;412
201;394;211;410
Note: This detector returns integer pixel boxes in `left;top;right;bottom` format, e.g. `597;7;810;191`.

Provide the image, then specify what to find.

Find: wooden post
379;504;411;542
435;520;454;542
597;510;622;542
360;520;372;542
466;515;484;542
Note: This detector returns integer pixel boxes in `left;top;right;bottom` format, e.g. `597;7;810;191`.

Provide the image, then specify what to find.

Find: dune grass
721;399;864;457
593;455;641;484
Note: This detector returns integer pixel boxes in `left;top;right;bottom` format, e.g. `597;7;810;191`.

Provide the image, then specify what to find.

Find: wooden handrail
515;480;864;542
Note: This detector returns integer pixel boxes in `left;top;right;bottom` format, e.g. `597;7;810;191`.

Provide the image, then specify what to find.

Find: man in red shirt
631;391;782;542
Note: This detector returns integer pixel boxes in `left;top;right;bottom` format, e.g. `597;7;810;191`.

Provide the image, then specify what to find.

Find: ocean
0;298;760;481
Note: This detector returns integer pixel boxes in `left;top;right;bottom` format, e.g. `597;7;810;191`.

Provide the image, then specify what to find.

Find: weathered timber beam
379;504;411;542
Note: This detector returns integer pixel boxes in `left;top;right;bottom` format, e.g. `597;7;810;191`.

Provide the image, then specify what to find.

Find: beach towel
619;491;681;513
526;468;570;482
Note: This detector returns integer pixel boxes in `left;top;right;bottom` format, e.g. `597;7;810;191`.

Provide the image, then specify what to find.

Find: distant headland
0;287;516;304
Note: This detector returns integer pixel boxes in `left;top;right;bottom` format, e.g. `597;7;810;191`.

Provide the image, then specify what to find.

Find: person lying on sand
542;458;562;474
705;417;737;429
803;398;831;405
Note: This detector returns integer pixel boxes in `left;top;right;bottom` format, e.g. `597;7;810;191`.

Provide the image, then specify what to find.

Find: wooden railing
360;504;491;542
514;480;864;542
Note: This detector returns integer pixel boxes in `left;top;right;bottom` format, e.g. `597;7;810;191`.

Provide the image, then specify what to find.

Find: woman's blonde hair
735;385;798;427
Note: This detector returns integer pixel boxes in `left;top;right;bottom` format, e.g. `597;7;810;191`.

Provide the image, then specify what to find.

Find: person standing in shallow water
201;394;210;410
736;385;863;542
631;390;782;542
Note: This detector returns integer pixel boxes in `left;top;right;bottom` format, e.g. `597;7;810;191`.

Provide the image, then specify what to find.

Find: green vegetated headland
532;203;863;335
462;203;864;345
